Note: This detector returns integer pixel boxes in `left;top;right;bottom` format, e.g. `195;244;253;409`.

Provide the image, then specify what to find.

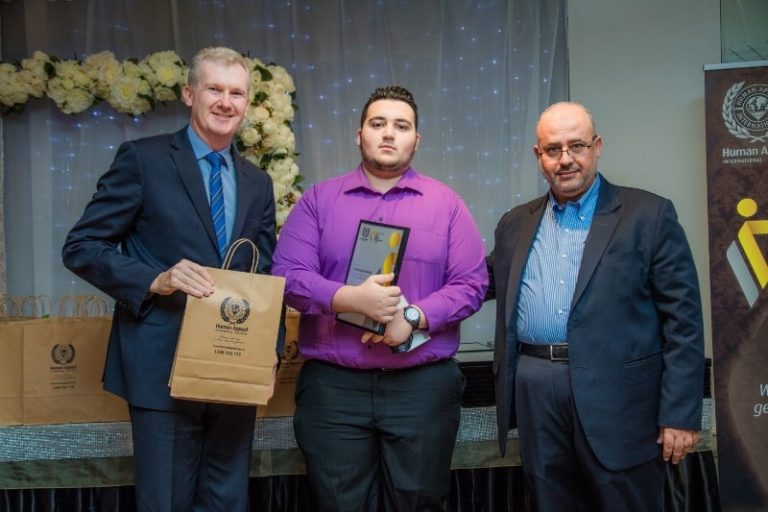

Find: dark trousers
293;359;466;512
129;401;257;512
515;354;665;512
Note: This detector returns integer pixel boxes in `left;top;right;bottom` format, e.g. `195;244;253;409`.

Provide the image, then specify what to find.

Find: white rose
0;64;27;106
64;88;95;114
83;51;121;97
109;75;152;115
154;86;178;102
267;65;295;93
247;105;271;125
239;127;261;147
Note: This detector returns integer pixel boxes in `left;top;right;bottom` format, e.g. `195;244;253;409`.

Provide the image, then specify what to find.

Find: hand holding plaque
336;220;410;334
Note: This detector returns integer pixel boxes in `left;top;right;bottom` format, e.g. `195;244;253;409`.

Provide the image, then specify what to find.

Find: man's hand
331;273;401;323
361;310;412;347
657;427;699;464
149;259;214;298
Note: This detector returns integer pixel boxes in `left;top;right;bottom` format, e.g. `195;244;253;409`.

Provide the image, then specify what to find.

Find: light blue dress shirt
516;174;601;344
187;125;237;248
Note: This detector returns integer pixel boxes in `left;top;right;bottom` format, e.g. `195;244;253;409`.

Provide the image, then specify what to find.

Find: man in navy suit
62;47;278;511
487;102;704;511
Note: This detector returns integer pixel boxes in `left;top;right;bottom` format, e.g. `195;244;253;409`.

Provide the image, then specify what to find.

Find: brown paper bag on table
0;294;126;425
0;295;49;426
21;295;129;424
257;306;304;417
170;239;286;406
0;319;24;425
22;318;129;424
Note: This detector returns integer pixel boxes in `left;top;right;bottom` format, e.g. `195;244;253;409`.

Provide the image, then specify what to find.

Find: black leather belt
519;343;569;361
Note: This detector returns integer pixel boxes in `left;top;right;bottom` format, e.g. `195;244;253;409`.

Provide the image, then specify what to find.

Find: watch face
404;307;420;324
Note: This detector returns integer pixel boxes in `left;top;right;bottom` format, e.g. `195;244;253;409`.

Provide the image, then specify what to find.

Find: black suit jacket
487;177;704;470
62;127;277;411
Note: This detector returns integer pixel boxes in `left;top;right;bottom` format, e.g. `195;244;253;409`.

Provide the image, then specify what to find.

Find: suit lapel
571;179;621;307
505;196;547;323
169;129;220;252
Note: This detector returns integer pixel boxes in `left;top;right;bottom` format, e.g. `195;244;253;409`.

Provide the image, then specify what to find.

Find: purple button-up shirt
272;165;488;369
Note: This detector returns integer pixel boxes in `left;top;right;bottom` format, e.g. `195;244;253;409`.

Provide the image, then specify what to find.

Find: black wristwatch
403;306;421;330
392;306;421;353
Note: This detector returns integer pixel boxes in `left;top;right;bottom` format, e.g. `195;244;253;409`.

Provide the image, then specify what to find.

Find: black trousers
293;359;466;512
515;354;665;512
129;401;257;512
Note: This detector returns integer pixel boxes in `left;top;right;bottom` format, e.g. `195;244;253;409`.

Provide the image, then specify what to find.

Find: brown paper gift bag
257;307;304;417
0;295;48;426
0;295;128;425
0;319;24;425
21;296;129;425
22;317;129;424
170;239;286;406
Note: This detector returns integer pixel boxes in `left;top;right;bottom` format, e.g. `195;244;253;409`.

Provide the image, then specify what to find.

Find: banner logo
723;82;768;143
219;297;250;324
727;198;768;306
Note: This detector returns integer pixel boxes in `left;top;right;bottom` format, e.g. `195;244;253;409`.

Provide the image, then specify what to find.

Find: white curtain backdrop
0;0;568;346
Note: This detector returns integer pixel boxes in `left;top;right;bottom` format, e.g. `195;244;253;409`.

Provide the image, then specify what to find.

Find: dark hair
360;86;418;129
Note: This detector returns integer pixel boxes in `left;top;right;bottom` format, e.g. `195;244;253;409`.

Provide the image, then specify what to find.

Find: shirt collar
548;173;602;212
342;164;425;195
186;125;232;168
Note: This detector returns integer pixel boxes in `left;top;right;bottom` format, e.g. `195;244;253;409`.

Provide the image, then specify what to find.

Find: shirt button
561;254;567;258
557;309;564;315
564;228;570;233
559;280;565;285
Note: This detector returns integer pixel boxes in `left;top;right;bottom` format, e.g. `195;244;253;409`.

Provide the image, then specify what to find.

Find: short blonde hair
187;47;249;90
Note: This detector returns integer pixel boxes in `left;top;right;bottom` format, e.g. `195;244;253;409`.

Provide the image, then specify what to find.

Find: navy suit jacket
63;127;278;411
487;177;704;470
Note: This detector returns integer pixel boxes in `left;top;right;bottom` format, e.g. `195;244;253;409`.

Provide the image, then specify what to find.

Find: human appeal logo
219;297;250;324
723;82;768;143
726;198;768;307
50;344;76;365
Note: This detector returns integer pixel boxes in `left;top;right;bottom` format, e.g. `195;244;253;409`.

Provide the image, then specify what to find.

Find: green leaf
44;61;56;78
2;103;26;116
252;91;268;105
138;93;156;110
256;65;273;81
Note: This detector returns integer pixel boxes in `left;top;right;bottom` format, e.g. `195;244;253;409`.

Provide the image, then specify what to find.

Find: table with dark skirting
0;403;719;511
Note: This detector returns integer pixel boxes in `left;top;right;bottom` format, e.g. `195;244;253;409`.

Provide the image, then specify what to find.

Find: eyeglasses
539;135;597;159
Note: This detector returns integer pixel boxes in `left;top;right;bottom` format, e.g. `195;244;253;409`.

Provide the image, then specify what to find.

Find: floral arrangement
0;50;302;226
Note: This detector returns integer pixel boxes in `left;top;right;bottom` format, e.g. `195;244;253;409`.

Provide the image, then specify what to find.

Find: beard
360;147;416;177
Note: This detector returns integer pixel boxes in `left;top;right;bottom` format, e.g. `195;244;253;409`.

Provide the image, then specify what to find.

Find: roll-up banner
705;60;768;511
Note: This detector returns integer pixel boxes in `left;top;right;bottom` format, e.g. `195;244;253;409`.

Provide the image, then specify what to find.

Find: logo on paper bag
220;297;250;324
723;82;768;143
50;343;76;365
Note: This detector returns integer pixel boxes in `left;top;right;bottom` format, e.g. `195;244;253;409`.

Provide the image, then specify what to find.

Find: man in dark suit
487;102;704;511
62;47;278;511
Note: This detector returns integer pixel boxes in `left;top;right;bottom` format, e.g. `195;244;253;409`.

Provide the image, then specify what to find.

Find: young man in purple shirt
273;86;488;511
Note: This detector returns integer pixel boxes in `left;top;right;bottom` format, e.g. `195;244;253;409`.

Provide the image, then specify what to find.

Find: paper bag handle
222;238;260;273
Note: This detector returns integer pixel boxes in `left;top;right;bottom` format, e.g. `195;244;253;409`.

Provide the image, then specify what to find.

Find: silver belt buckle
549;345;567;362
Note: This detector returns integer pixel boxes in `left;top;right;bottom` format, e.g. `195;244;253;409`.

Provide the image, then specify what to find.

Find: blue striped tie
204;152;227;258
